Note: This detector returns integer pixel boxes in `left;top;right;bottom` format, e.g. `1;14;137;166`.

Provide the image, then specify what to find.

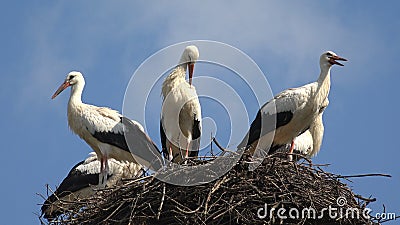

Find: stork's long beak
188;63;194;86
329;55;347;66
52;81;70;99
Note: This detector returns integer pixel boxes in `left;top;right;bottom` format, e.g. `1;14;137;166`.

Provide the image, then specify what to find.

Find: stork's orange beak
329;55;347;66
52;81;70;99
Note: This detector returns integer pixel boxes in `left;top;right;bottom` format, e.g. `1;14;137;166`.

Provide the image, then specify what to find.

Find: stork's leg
185;142;190;159
177;136;185;162
168;141;173;161
288;139;295;162
98;156;108;188
99;156;104;186
104;157;109;183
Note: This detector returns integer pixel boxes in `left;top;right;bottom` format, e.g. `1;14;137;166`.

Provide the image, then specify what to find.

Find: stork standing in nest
238;51;346;160
52;71;159;186
160;45;202;163
273;98;329;159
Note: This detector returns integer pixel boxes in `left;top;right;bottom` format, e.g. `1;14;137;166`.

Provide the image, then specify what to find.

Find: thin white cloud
21;1;390;111
19;1;396;147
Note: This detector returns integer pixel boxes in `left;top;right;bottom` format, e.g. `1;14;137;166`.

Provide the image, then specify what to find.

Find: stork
160;45;202;163
41;152;141;220
272;98;329;160
52;71;160;186
238;51;346;160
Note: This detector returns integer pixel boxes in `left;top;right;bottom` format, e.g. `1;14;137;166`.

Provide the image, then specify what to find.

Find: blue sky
1;1;399;224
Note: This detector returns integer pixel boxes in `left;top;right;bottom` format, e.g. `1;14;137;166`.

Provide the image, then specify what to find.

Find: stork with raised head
160;45;202;163
41;152;141;220
272;98;329;160
52;71;161;186
238;51;346;159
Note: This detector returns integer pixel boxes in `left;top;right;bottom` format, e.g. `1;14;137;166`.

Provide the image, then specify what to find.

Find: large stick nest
39;152;382;225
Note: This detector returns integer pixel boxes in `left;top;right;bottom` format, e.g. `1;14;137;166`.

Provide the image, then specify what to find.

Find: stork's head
320;51;347;68
51;71;84;99
180;45;199;85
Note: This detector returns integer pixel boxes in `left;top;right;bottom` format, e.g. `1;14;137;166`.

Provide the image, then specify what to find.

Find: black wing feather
160;120;168;158
190;118;201;157
121;117;163;171
92;117;129;152
245;109;293;148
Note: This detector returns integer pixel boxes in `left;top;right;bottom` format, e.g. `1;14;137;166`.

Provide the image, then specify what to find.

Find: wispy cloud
19;1;395;147
21;1;393;110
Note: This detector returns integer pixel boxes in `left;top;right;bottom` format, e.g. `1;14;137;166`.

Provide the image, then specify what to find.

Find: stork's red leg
100;156;104;171
288;139;295;161
185;142;189;159
98;156;105;186
168;141;173;161
98;156;108;188
104;156;109;176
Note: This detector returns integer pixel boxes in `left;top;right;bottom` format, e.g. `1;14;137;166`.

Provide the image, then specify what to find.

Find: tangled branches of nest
40;152;382;225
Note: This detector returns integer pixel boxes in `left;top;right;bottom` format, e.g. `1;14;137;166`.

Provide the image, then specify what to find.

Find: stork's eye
326;52;332;57
69;75;76;80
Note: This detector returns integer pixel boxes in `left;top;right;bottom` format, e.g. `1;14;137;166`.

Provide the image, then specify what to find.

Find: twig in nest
210;132;215;157
334;173;392;179
212;137;240;157
354;194;376;202
124;175;153;186
104;201;126;221
204;176;230;214
156;183;166;220
212;137;227;152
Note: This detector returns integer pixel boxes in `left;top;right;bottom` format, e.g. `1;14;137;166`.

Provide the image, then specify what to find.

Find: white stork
272;98;329;160
238;51;346;160
52;71;160;186
41;152;140;220
160;45;202;163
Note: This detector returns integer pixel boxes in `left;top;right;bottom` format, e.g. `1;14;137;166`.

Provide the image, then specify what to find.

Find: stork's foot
183;143;191;164
287;154;293;162
287;139;295;162
169;152;173;162
98;157;108;188
98;173;107;189
180;152;188;165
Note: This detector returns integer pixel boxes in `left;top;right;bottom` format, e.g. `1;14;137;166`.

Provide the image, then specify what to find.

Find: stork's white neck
175;56;188;78
161;50;192;97
174;51;191;77
314;64;332;106
317;63;332;83
69;81;84;106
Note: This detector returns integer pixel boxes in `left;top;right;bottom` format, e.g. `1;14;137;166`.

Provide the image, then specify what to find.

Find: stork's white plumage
160;45;202;163
273;98;329;159
239;51;346;159
41;152;140;220
51;71;158;186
